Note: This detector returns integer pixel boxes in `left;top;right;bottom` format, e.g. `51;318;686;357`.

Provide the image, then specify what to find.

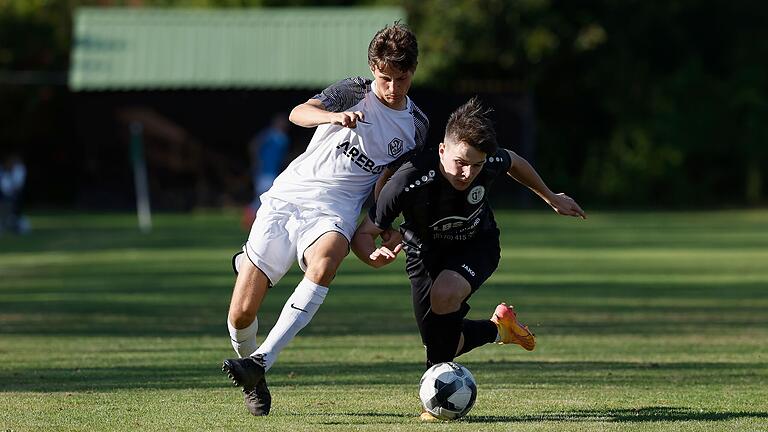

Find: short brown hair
367;21;418;72
444;97;498;155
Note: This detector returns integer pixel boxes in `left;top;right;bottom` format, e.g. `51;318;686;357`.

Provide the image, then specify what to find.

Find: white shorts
242;196;354;285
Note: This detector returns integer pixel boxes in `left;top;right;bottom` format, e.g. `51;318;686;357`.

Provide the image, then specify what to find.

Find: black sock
457;319;498;356
422;310;463;365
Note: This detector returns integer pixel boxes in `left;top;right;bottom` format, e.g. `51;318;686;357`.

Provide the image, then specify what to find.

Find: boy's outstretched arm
506;149;587;219
289;98;365;129
351;215;403;268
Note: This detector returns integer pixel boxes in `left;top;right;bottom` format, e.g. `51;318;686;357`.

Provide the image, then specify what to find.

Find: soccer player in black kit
352;98;586;420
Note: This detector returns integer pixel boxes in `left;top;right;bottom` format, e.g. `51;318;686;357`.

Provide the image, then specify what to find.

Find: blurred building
67;7;530;209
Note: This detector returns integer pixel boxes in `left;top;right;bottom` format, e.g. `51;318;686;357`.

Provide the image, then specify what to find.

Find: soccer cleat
491;303;536;351
242;379;271;416
419;409;440;422
222;354;271;416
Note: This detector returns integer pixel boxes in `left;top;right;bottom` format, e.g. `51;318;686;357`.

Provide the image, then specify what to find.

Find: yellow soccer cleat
491;303;536;351
419;409;440;422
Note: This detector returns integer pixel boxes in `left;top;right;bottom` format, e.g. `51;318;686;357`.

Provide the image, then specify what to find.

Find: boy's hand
369;228;403;264
548;193;587;219
369;244;403;263
380;229;403;249
329;111;365;128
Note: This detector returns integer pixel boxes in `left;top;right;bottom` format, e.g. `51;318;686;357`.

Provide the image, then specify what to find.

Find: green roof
69;7;405;91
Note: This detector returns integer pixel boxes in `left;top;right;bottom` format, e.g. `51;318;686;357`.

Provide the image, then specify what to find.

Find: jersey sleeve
386;103;430;171
368;164;414;230
312;77;371;113
485;148;513;179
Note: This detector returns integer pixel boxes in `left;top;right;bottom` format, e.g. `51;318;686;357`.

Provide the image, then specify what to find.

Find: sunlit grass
1;210;767;431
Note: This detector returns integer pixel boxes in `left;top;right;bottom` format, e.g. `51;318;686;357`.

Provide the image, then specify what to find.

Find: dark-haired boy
222;22;429;416
352;98;585;419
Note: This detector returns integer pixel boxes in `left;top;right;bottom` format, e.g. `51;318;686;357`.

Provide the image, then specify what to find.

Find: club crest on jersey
388;137;404;157
467;186;485;204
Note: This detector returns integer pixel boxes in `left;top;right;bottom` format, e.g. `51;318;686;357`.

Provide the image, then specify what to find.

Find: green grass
1;209;767;431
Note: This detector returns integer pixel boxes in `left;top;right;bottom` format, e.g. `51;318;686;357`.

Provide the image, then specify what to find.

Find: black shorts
406;236;501;337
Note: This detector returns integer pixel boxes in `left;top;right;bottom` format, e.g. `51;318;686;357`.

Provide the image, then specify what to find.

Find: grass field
1;210;767;431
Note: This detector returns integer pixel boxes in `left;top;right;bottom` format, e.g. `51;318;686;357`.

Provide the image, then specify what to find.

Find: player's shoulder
409;100;430;127
482;148;512;176
392;150;439;193
313;76;372;112
328;76;372;93
409;99;429;119
348;76;373;88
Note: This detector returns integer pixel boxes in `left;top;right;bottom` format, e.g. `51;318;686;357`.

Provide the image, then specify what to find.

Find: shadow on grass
312;412;415;425
2;360;765;392
283;407;768;425
464;406;768;423
2;277;767;337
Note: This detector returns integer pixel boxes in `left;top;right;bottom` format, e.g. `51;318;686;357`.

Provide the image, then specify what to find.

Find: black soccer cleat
222;354;271;416
242;378;271;416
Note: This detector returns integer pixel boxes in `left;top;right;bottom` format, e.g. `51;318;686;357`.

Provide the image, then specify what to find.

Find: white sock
228;317;259;358
255;278;328;370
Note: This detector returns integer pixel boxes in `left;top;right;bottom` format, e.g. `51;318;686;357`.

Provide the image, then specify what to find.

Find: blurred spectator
0;153;30;235
241;113;290;229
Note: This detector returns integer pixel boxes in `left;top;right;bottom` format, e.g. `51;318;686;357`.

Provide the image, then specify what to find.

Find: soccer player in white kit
222;22;429;416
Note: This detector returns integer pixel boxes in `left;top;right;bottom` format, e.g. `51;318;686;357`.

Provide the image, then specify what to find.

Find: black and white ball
419;362;477;420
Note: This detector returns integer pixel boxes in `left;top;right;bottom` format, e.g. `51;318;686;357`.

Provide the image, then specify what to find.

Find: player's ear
438;142;445;155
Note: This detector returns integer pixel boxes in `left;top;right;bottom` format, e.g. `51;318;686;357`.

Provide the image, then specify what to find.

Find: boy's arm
374;168;395;200
506;149;587;219
352;216;403;268
289;98;364;128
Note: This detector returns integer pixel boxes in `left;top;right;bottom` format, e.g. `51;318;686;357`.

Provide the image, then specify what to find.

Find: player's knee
227;300;258;329
430;285;465;314
304;257;340;286
228;304;257;329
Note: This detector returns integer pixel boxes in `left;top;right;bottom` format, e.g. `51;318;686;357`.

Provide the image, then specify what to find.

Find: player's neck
372;81;407;111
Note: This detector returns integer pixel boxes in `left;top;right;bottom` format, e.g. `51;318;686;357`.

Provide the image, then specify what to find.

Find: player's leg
445;241;504;357
422;269;472;364
448;239;535;355
456;317;499;355
222;198;297;416
226;198;295;358
409;259;458;422
227;258;270;358
254;221;350;371
223;264;273;417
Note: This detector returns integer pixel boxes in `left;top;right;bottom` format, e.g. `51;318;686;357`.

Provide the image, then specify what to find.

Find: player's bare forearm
289;98;365;129
506;150;555;202
351;217;385;268
289;99;332;128
375;168;395;201
351;216;401;268
506;150;587;219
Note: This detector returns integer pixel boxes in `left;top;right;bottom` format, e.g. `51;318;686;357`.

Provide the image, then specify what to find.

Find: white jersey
262;76;429;226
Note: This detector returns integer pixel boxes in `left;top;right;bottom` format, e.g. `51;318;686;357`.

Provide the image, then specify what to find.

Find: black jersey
370;148;512;255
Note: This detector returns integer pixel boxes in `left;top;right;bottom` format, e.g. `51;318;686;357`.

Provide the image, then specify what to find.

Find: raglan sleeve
490;147;513;178
496;148;512;175
311;76;370;113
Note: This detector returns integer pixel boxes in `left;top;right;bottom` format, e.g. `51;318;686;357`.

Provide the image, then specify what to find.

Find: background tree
1;0;766;206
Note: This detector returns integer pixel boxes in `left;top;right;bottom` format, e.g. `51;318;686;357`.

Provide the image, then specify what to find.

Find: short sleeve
485;148;512;178
369;164;414;230
312;77;371;113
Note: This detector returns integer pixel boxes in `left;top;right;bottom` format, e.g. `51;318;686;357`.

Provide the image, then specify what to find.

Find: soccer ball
419;362;477;420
